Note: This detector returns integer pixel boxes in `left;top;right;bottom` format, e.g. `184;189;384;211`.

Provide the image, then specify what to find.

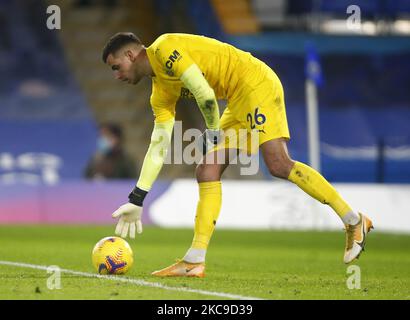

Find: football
92;236;133;275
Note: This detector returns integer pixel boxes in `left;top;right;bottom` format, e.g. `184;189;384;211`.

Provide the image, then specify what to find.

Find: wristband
128;186;148;206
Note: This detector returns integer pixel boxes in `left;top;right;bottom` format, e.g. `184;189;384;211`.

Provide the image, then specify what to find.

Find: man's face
106;48;143;85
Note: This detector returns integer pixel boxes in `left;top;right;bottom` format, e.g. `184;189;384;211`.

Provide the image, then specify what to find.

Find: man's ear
124;49;136;62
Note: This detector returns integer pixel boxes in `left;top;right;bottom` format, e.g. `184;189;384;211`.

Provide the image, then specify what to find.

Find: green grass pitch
0;225;409;300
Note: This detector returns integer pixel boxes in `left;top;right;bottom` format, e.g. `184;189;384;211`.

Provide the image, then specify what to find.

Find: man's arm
180;64;220;131
112;118;174;238
136;118;175;191
180;64;221;154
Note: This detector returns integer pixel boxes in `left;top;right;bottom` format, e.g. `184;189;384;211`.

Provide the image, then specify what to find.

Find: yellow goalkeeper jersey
146;33;279;123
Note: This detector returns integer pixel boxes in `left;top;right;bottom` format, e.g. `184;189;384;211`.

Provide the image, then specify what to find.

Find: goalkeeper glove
112;186;148;239
199;129;221;155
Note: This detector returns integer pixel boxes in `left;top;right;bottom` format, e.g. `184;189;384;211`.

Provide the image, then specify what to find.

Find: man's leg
183;148;237;263
152;149;234;277
260;138;373;263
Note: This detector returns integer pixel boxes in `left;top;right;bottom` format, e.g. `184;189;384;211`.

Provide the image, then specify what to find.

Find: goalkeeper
102;33;373;277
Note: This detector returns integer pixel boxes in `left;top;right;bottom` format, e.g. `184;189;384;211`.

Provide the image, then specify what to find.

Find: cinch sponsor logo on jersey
165;50;181;69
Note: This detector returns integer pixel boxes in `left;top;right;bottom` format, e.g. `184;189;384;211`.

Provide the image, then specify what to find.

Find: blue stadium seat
188;0;223;38
287;0;313;14
385;0;410;17
319;0;382;18
0;0;94;121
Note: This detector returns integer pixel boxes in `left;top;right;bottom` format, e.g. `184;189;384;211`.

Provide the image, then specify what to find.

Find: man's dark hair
100;123;123;141
102;32;142;63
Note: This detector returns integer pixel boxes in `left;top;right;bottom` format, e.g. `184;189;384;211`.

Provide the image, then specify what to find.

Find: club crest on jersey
165;50;181;69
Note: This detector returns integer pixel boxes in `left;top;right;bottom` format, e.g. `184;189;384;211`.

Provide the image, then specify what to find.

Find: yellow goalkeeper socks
184;181;222;263
288;161;359;225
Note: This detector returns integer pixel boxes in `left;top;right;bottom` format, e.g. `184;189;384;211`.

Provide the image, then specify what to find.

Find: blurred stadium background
0;0;409;232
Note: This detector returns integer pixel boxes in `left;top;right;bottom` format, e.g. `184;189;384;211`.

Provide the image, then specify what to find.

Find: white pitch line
0;260;263;300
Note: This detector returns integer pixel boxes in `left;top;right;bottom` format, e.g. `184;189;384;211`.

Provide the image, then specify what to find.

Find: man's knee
196;164;222;182
267;158;295;179
260;138;295;179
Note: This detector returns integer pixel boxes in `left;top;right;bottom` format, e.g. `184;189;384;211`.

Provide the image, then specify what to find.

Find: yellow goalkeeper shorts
214;70;290;155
